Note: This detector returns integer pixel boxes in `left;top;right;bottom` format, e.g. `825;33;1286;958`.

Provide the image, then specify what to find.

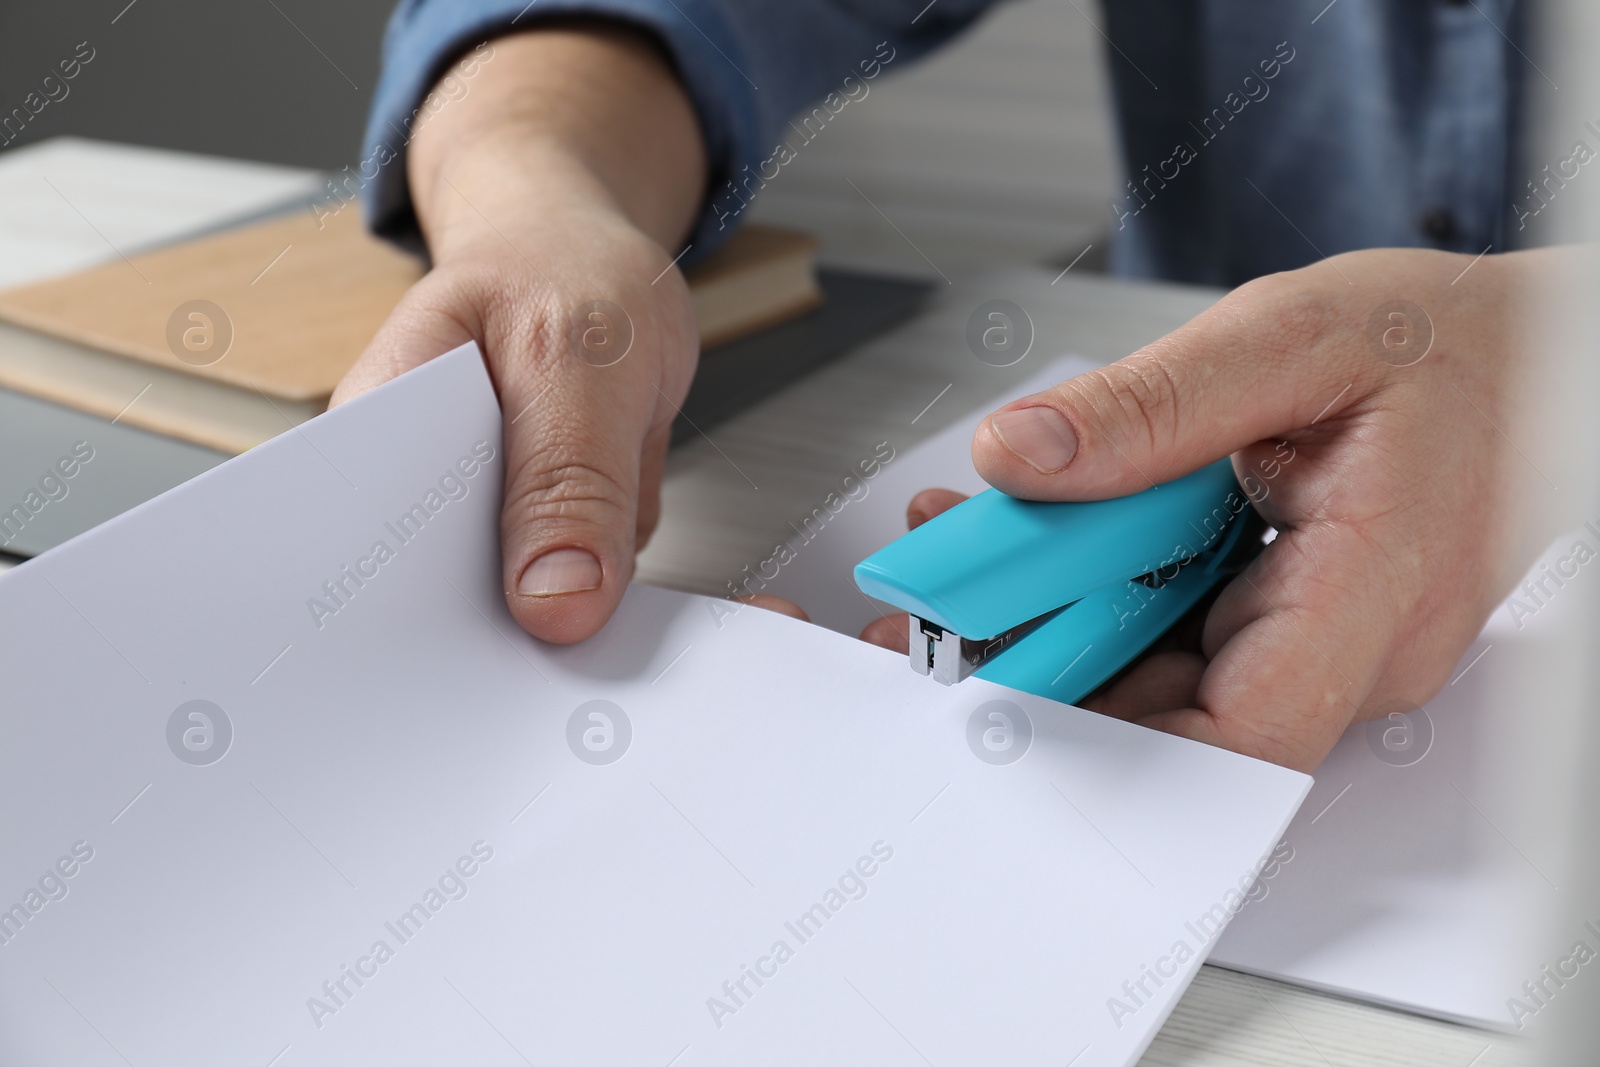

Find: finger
1140;521;1400;771
1080;650;1207;721
972;275;1374;499
496;287;690;645
860;613;911;653
906;488;968;529
635;420;671;551
1075;580;1217;718
1198;543;1282;659
330;276;478;407
340;274;660;646
738;594;810;622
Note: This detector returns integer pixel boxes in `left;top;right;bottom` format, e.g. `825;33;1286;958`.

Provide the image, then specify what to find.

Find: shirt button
1420;208;1458;243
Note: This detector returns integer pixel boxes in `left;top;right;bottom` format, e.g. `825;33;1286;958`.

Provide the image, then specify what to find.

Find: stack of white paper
0;345;1306;1066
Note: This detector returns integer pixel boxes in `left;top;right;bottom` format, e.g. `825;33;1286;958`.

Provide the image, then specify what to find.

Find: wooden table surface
637;262;1532;1067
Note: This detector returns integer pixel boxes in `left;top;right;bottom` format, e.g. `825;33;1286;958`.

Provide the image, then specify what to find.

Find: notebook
0;150;822;454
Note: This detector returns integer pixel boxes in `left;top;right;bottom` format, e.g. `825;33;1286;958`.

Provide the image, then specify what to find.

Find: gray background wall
0;0;1115;271
0;0;392;169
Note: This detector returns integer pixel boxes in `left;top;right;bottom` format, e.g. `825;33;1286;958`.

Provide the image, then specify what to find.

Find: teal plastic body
853;459;1261;705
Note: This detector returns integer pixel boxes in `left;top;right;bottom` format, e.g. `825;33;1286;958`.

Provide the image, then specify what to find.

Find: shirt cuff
360;0;760;265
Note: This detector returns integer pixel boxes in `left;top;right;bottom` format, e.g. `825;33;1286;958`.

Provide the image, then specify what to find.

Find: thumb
492;289;681;645
334;274;681;646
972;280;1365;499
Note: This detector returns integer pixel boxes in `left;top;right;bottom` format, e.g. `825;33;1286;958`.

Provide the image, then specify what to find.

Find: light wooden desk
637;263;1531;1067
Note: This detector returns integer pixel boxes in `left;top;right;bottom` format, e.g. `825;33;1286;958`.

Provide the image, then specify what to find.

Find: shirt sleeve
361;0;998;262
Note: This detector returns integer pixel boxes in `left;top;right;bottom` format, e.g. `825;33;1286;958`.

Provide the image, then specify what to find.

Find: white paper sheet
1207;540;1583;1031
0;345;1307;1066
762;352;1580;1031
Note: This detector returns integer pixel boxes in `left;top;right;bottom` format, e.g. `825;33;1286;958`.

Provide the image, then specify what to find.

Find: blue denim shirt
362;0;1529;287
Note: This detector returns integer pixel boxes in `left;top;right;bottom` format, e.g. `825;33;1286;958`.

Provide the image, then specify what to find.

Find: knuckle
502;453;632;534
484;287;569;369
1231;272;1338;367
1064;350;1186;456
409;261;562;350
390;263;569;373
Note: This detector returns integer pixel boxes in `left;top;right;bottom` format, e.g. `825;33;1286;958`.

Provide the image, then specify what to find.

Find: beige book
0;209;820;453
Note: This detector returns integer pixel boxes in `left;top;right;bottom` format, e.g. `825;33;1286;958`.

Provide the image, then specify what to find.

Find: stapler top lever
852;459;1267;705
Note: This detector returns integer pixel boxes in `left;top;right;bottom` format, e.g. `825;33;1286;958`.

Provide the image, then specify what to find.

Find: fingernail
907;507;929;529
517;548;602;597
990;407;1078;474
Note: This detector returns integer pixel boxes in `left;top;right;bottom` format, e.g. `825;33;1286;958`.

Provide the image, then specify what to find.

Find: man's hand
868;248;1567;771
331;26;708;644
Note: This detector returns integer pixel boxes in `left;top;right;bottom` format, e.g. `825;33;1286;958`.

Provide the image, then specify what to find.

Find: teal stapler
852;459;1268;705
